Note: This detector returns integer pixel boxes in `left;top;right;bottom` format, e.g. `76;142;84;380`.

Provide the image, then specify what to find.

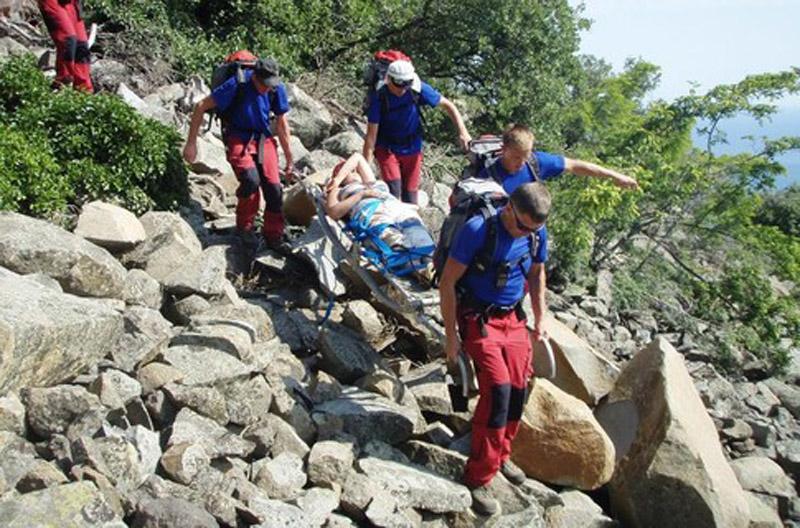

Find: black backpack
207;50;259;132
432;138;542;288
432;177;540;290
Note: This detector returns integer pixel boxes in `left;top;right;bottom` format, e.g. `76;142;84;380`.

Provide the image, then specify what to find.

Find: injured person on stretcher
325;152;435;281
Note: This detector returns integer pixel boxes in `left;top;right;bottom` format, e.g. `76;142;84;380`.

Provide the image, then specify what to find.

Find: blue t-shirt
450;208;548;306
212;70;290;140
367;82;442;156
479;151;566;195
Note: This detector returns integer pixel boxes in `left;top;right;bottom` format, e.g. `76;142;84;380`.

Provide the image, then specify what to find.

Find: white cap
385;60;421;91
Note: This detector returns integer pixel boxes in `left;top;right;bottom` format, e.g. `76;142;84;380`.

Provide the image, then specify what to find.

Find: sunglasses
511;205;539;233
390;77;413;88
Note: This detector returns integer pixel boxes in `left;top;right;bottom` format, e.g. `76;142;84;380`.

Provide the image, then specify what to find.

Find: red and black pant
38;0;93;92
225;134;284;242
375;146;423;204
459;307;532;488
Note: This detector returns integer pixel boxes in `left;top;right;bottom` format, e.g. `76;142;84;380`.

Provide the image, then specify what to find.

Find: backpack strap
376;85;425;146
526;154;541;182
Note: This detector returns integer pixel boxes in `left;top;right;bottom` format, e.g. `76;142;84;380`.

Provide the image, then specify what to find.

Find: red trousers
225;134;284;241
459;309;532;488
38;0;93;92
375;146;423;204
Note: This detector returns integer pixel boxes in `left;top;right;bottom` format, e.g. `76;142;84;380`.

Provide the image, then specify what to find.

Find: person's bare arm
527;262;547;341
182;95;216;163
564;157;639;190
275;113;294;181
325;188;365;221
439;257;468;365
362;123;379;164
438;96;472;152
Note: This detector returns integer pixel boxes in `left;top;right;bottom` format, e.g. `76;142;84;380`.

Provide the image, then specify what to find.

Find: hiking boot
470;485;498;516
500;460;526;486
263;235;293;256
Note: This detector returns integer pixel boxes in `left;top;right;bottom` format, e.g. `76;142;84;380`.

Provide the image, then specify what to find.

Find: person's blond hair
502;124;535;152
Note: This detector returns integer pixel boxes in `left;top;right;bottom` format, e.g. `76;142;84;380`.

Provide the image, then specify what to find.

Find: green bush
0;54;188;216
0;125;68;215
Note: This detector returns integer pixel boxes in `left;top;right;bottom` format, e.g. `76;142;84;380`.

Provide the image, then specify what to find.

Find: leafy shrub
0;125;67;215
0;54;188;216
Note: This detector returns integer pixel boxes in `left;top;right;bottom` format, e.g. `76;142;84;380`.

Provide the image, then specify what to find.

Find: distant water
693;106;800;189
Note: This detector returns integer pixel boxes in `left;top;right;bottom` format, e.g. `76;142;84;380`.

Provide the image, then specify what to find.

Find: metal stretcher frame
301;179;445;357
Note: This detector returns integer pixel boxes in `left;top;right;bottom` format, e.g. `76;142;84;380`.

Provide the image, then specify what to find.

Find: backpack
461;135;541;182
207;50;259;131
431;177;540;290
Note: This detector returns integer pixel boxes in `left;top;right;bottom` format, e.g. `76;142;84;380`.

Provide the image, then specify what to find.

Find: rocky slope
1;15;799;528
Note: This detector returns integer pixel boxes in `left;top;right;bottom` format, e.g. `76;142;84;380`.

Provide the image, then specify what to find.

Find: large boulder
296;149;341;173
597;338;750;528
538;315;618;405
322;131;364;158
312;387;419;445
0;481;126;527
0;269;123;393
162;246;228;298
122;212;202;283
511;379;615;490
317;327;384;384
189;133;230;176
357;457;471;514
74;201;147;251
285;83;333;148
0;212;127;298
117;83;175;125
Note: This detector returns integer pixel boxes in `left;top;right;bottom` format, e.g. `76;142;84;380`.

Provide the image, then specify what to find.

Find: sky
573;0;800;107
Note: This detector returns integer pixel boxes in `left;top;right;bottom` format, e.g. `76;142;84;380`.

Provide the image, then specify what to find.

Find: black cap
254;58;281;87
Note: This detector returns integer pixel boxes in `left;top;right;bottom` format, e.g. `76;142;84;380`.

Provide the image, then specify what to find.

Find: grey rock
365;489;415;528
161;345;255;386
342;300;384;343
730;456;795;502
122;212;202;283
297;149;342;173
764;378;800;419
309;371;343;404
325;513;358;527
217;376;273;427
746;382;781;416
322;131;364;158
253;452;307;500
745;492;783;528
189;133;230;175
189;174;229;219
24;385;106;440
110;306;173;373
131;497;217;528
776;439;800;481
164;384;229;425
0;212;127;298
74;201;147;251
0;481;125;527
402;363;451;415
117;83;175;125
164;294;211;326
313;387;418;445
127;426;161;478
422;422;455;447
244;414;310;459
296;487;340;527
403;440;466;481
91;58;130;93
286;83;333;148
248;496;311;527
15;459;68;492
0;392;25;435
168;408;255;458
547;489;615;528
0;37;27;57
358;456;472;513
1;270;124;393
89;370;142;408
162;246;228;298
192;301;275;343
340;471;375;521
172;322;254;362
0;432;38;490
308;439;356;488
318;327;384;384
159;442;209;485
23;272;63;291
72;435;144;492
137;362;185;394
278;135;311;171
357;370;405;402
123;269;163;309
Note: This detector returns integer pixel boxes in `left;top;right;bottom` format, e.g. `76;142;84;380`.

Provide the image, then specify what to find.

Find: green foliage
0;54;187;216
757;185;800;238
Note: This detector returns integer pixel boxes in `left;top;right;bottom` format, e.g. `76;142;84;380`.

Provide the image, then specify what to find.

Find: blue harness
345;199;434;277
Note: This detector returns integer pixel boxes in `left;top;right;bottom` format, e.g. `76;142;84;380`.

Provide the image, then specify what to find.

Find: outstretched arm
438;96;472;153
275;113;294;181
564;158;639;190
182;95;216;163
362;123;379;164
